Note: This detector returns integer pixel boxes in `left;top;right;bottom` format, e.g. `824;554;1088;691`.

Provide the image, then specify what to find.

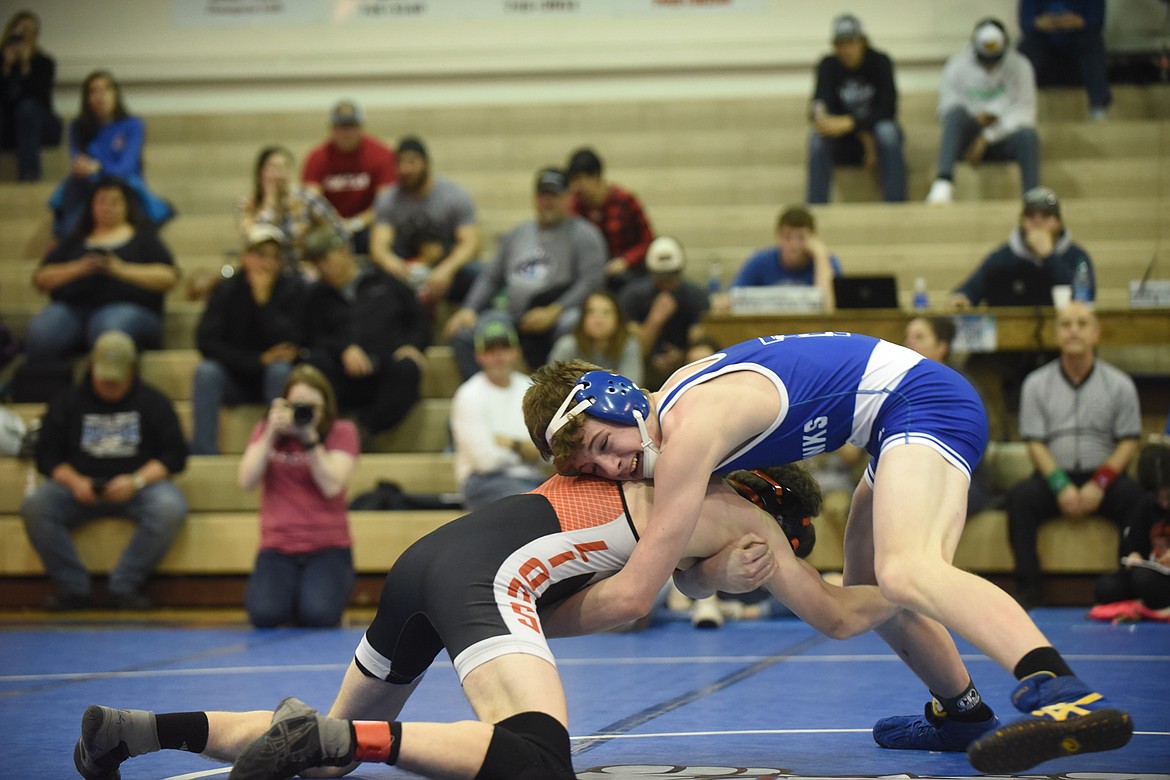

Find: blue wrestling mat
2;608;1167;779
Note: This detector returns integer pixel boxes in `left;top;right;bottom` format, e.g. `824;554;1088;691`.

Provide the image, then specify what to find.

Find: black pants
1094;566;1170;609
308;350;422;435
1006;470;1143;592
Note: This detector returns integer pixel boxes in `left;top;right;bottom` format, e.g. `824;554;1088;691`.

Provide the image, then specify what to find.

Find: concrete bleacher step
10;396;454;455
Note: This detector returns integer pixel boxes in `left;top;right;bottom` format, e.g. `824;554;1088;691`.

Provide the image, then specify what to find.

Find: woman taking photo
238;364;359;628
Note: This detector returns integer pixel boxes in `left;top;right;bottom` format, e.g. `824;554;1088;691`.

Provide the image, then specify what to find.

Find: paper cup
1051;285;1072;308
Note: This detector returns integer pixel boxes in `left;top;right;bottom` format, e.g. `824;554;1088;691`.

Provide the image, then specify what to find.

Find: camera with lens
291;402;316;427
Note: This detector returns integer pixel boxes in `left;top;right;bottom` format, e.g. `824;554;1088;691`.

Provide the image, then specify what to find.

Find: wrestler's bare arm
544;477;898;640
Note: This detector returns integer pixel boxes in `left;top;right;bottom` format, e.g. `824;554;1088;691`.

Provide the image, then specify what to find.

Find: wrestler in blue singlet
658;332;987;482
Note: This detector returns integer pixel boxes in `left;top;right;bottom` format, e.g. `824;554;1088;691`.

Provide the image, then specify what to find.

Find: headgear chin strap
544;370;660;477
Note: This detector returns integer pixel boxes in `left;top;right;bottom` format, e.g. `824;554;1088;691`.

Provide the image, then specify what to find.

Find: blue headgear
545;370;660;477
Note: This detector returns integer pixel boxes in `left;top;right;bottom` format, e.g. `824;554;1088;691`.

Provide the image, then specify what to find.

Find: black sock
156;712;209;753
387;721;402;765
931;680;993;722
1014;646;1073;680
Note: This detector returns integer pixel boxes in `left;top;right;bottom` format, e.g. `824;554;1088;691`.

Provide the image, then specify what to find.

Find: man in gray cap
301;99;396;255
925;18;1040;204
444;167;606;379
21;330;189;610
807;13;907;203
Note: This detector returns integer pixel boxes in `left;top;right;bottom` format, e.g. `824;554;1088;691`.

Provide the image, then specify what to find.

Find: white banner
174;0;767;26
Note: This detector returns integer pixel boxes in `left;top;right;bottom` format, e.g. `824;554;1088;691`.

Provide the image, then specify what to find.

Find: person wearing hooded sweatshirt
925;18;1040;204
947;186;1094;309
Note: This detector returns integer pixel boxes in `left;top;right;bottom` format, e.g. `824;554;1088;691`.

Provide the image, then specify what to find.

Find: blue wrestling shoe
873;699;999;751
967;672;1133;773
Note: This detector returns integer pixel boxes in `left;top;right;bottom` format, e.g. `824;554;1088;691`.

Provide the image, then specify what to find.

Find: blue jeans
20;479;188;596
1019;29;1112;110
23;301;164;361
0;98;62;181
190;358;292;455
934;106;1041;194
246;547;355;628
806;119;907;203
462;470;547;512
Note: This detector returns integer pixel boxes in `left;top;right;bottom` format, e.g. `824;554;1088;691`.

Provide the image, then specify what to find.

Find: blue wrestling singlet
657;332;987;479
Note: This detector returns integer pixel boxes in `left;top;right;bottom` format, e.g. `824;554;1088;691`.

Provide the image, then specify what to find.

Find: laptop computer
832;275;899;309
982;264;1052;307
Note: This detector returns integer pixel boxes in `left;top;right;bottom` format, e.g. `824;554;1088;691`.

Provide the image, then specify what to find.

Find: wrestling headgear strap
544;370;661;477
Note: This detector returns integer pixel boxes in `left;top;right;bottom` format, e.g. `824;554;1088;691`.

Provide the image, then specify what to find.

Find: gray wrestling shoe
228;697;354;780
74;705;159;780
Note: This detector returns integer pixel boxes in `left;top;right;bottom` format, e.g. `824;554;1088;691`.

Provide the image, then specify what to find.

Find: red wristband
1091;465;1118;491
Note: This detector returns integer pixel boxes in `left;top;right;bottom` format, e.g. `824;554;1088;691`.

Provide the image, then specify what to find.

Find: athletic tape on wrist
1046;469;1073;494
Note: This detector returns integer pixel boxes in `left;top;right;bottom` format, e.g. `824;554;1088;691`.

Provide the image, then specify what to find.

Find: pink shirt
251;419;359;554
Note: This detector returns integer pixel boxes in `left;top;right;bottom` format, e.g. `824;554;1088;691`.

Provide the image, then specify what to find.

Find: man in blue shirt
730;206;842;310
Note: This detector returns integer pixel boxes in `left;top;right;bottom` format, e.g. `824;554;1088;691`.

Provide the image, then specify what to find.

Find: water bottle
913;277;929;310
1071;260;1092;303
707;257;722;296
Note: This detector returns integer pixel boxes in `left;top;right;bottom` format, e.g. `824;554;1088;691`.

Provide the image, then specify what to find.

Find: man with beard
369;136;481;306
301;100;396;255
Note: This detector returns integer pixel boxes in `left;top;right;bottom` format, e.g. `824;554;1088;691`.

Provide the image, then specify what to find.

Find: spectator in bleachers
1007;301;1145;608
190;224;306;455
0;10;61;182
728;206;841;311
27;176;179;361
566;146;655;293
300;99;396;256
807;13;907;204
237;364;358;628
925;18;1040;204
300;225;430;447
1019;0;1111;120
237;145;346;268
369;136;481;306
903;315;995;515
1091;442;1170;615
618;235;709;388
48;70;174;238
20;330;188;610
948;187;1094;309
445;167;607;380
451;318;547;511
548;290;643;386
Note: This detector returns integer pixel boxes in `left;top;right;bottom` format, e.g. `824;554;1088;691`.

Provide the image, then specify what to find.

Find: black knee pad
474;711;573;780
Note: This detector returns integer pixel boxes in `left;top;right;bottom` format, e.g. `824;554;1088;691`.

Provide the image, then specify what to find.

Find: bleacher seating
1;84;1166;609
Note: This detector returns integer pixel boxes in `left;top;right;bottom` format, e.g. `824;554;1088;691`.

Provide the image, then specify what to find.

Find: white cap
645;236;685;274
973;21;1007;61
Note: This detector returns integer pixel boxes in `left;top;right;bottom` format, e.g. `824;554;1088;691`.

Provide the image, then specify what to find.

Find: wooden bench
0;510;463;577
10;396;455;454
0;453;460;515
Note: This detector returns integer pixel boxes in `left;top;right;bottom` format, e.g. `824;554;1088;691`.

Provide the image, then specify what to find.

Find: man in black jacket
190;224;306;454
301;225;430;445
807;13;907;203
20;330;188;610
